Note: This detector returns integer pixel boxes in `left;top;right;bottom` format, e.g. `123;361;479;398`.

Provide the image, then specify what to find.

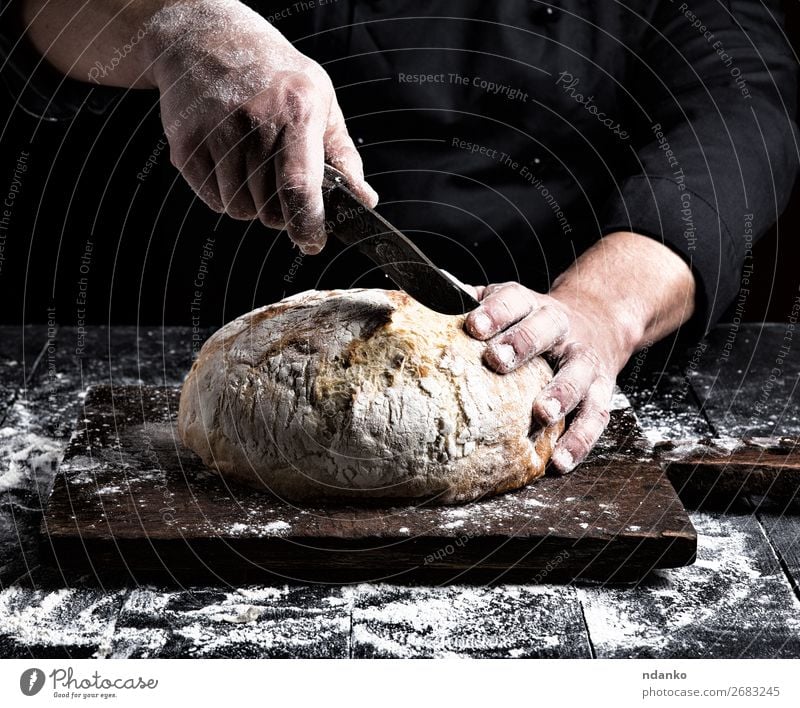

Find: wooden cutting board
41;385;696;583
657;437;800;510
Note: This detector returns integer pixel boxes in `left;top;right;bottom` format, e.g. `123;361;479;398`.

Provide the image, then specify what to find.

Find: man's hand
465;282;622;473
22;0;377;254
464;231;697;473
148;0;377;253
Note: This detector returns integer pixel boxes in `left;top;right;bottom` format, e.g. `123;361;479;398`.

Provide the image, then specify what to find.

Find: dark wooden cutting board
657;436;800;510
41;385;696;583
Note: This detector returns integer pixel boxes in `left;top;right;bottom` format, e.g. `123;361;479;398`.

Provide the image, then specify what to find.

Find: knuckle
481;283;533;327
495;290;523;319
554;377;582;406
305;61;332;86
510;322;539;356
225;201;255;220
169;143;193;170
499;281;524;296
258;200;284;227
279;72;321;122
581;346;602;369
595;374;616;394
570;426;597;453
261;197;284;222
197;187;223;213
182;161;210;189
565;342;600;370
280;172;316;198
585;404;611;427
328;144;364;176
238;98;271;127
285;201;323;233
543;305;569;336
167;126;206;162
169;150;182;170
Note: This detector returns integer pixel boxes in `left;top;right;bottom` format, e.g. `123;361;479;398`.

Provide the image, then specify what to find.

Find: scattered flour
442;519;464;529
263;520;291;534
0;586;121;653
0;401;65;494
348;584;576;658
222;519;292;536
108;586;348;658
610;390;632;411
578;512;800;657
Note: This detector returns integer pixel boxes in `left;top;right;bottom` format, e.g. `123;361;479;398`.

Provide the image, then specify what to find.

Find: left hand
464;281;633;474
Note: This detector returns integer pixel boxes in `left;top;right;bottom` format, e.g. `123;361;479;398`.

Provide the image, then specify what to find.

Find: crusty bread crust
178;289;562;504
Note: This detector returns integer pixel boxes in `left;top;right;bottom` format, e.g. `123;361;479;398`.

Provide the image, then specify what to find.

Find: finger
483;303;569;373
480;281;512;299
261;194;285;229
473;284;488;301
465;282;537;341
275;107;327;254
212;142;258;220
245;149;283;229
549;377;614;474
179;146;224;213
325;101;378;207
196;174;224;213
532;343;605;426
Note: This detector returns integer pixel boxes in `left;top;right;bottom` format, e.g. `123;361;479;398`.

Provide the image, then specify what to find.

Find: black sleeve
0;0;121;121
601;0;799;335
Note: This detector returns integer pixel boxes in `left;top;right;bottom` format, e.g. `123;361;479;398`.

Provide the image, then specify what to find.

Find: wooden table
1;323;799;658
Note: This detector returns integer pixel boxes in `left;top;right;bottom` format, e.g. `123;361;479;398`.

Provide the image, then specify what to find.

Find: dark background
0;2;798;330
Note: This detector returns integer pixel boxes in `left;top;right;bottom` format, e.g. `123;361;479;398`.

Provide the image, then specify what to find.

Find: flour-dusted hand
465;282;621;474
463;232;697;474
147;0;377;253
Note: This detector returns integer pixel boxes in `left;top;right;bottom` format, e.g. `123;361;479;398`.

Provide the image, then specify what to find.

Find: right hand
148;0;377;253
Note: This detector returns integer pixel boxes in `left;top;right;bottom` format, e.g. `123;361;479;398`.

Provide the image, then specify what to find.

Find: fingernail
540;397;561;424
299;239;323;255
303;229;328;254
551;447;577;474
491;343;515;369
470;312;492;337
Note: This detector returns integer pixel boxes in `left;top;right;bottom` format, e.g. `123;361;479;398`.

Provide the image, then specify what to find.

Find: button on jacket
1;0;797;333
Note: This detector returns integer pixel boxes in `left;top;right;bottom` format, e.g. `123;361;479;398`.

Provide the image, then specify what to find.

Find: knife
321;164;480;316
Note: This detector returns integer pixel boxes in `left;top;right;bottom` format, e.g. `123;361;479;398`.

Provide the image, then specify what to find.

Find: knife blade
321;164;480;316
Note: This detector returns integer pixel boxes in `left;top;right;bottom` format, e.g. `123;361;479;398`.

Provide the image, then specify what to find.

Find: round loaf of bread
178;289;562;504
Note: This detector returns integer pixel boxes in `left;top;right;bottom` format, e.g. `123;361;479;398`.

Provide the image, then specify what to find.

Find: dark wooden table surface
1;323;799;658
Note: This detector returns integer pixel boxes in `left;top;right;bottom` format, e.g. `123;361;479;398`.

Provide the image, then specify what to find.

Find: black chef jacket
0;0;797;335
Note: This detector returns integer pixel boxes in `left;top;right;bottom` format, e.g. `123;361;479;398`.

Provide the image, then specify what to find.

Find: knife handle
321;163;377;247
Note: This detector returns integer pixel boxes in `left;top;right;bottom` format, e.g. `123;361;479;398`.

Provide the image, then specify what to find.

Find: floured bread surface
178;289;563;504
